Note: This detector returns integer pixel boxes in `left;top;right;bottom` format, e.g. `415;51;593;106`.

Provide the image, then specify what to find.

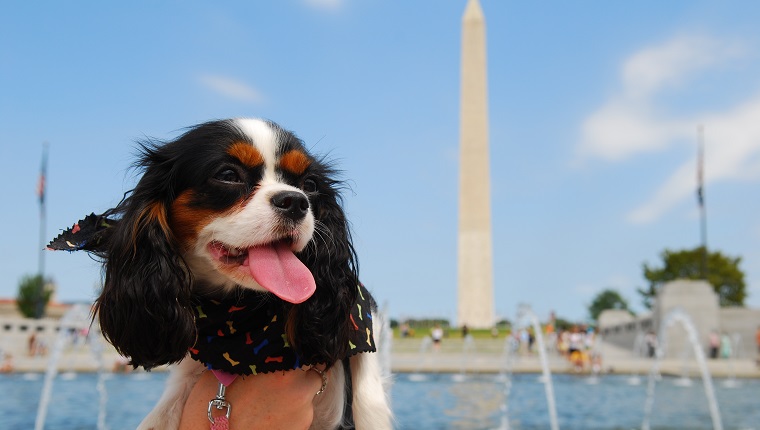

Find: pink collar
211;369;238;387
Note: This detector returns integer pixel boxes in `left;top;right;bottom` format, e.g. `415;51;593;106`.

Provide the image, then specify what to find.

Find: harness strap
210;414;229;430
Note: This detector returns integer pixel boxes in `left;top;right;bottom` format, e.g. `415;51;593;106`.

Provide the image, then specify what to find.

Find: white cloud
627;99;760;223
578;34;760;224
621;35;742;99
580;102;692;161
198;74;263;103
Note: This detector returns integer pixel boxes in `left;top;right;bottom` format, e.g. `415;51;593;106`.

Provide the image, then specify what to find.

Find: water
643;308;722;430
3;372;758;430
408;336;433;382
514;304;559;430
35;304;107;430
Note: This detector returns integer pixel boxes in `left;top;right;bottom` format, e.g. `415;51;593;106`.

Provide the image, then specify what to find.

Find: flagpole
697;125;707;279
36;141;49;318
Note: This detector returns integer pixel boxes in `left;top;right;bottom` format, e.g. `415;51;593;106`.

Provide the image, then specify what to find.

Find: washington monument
457;0;495;329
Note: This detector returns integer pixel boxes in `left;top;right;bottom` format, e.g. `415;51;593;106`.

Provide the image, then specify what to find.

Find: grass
392;327;509;339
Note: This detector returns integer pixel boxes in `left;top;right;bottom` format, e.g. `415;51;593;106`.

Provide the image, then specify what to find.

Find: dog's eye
214;169;242;184
302;178;318;193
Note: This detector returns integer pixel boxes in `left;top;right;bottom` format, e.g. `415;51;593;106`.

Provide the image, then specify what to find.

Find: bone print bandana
189;285;376;376
47;213;114;252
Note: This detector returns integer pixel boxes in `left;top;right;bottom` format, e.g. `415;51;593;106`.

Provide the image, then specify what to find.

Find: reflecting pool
1;372;758;429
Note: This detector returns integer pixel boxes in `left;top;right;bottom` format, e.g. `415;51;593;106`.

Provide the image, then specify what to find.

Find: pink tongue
247;243;316;304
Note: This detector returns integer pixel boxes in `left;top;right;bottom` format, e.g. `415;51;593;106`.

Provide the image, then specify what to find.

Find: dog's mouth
208;241;263;265
207;239;316;304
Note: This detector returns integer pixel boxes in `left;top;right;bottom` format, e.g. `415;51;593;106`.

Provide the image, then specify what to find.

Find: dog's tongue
247;242;316;304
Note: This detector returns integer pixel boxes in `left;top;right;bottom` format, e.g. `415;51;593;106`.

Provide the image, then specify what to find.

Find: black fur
93;119;358;370
292;157;359;365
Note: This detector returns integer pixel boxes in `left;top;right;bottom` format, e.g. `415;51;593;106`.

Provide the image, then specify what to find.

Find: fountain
641;307;723;430
585;331;602;385
721;333;742;388
451;334;475;382
497;332;519;429
626;331;647;385
673;346;694;387
377;303;392;376
378;302;395;399
34;304;108;430
500;304;560;430
407;336;433;382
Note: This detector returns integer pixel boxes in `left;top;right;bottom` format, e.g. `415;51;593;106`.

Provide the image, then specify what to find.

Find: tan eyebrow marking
279;150;312;175
228;141;264;168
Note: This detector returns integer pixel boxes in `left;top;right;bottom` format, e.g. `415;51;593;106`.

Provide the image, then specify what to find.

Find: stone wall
599;310;653;354
655;280;719;359
0;316;62;357
719;307;760;358
599;279;758;359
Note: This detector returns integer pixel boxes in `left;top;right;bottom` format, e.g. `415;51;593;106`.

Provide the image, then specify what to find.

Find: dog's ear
96;148;196;370
289;174;359;364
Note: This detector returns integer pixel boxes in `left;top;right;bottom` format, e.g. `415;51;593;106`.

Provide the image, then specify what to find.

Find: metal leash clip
207;382;232;424
309;366;328;396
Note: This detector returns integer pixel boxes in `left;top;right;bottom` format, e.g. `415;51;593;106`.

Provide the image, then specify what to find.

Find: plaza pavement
5;336;760;379
390;337;760;378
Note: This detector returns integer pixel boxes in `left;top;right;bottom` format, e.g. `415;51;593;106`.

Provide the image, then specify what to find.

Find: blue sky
2;0;760;324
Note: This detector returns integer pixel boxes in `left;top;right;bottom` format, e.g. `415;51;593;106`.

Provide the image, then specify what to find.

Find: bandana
48;214;377;376
47;213;114;252
189;285;376;376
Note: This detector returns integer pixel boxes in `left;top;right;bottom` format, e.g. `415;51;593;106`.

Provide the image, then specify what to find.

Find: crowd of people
552;325;602;372
503;324;602;373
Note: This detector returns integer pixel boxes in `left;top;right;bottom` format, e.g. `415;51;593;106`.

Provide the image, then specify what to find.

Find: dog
50;118;392;429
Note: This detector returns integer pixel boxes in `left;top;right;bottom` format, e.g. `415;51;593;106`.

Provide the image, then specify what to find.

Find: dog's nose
271;191;310;221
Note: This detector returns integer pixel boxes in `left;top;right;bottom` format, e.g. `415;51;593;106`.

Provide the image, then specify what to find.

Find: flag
37;142;48;206
697;126;704;208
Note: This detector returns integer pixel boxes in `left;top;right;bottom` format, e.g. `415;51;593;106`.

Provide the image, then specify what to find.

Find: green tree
16;274;53;318
588;289;631;321
638;246;746;309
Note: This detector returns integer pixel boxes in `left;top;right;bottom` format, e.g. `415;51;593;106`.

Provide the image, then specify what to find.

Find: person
567;326;582;358
431;324;444;352
528;329;535;354
708;330;720;359
519;329;530;354
0;351;12;373
720;332;732;359
557;330;569;357
179;365;328;429
113;355;132;373
28;333;37;356
461;324;469;338
399;322;410;338
645;331;657;358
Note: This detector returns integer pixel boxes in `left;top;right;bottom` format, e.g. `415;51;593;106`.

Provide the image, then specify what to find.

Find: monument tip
463;0;484;23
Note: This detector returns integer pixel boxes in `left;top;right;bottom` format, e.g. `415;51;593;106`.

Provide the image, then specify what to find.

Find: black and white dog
53;118;391;429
